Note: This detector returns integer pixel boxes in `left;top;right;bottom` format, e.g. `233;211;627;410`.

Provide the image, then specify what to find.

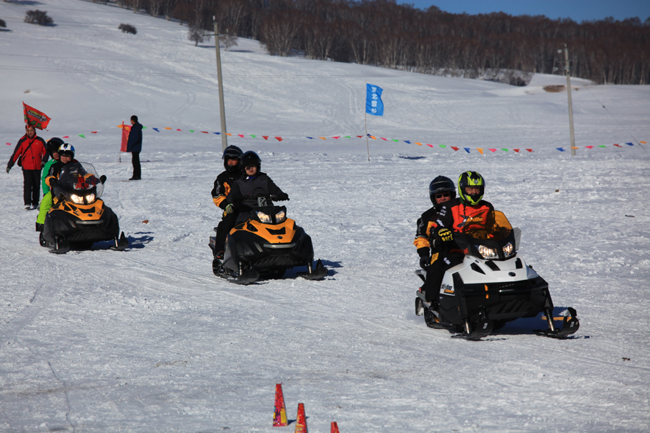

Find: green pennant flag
189;130;194;133
599;145;607;148
439;145;446;148
78;134;85;138
501;148;508;152
392;139;399;142
142;126;147;129
344;136;351;138
251;135;256;138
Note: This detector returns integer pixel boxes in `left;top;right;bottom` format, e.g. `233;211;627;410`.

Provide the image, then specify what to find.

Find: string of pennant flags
4;126;644;154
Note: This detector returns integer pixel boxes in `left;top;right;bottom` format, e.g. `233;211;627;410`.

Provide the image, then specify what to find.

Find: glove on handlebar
419;256;432;269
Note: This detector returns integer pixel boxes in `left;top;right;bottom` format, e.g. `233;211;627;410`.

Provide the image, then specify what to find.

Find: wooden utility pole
563;44;576;156
214;19;228;151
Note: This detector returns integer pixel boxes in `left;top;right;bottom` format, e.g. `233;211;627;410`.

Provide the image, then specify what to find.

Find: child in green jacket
35;138;63;231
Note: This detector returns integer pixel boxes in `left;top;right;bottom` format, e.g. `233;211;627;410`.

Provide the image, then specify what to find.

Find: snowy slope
1;1;649;432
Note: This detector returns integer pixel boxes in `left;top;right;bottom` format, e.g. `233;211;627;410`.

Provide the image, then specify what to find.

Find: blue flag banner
366;84;384;116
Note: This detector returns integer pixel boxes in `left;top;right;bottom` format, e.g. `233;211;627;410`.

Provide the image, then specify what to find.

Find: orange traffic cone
331;421;339;433
273;384;288;427
295;403;308;433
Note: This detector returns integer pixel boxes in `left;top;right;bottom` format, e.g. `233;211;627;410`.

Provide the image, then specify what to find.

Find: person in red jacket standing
6;124;47;209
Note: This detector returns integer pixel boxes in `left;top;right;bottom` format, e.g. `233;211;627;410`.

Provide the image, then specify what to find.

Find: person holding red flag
6;124;47;210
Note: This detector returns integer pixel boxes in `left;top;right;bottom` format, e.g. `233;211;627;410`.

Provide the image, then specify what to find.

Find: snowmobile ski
534;307;579;339
110;232;129;251
297;259;328;280
452;307;494;340
213;258;260;285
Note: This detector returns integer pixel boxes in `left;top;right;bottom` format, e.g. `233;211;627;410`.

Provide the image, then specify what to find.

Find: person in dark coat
211;145;244;258
6;124;47;209
226;151;289;225
126;115;142;180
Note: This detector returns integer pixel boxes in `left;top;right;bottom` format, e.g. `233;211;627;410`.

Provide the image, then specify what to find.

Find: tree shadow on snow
7;1;44;5
398;156;427;160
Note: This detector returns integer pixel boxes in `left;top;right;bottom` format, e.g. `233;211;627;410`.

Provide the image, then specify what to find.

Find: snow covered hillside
1;1;649;432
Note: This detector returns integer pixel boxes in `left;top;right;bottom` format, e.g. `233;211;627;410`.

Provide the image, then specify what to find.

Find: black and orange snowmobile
210;196;327;284
41;162;128;254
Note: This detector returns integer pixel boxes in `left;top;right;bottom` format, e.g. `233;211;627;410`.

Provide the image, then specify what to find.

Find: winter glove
275;192;289;201
49;178;58;188
438;228;453;242
420;256;432;269
224;203;235;216
99;175;107;184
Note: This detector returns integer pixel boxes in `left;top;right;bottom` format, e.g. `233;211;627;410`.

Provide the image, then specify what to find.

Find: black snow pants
422;252;464;303
215;212;238;253
23;169;41;207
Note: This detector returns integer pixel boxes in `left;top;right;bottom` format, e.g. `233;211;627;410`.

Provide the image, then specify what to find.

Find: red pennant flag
526;149;534;153
586;145;594;149
23;102;51;130
62;136;69;138
451;146;459;151
91;131;98;134
263;136;269;140
275;137;283;141
120;121;131;152
489;149;497;153
427;144;433;148
332;136;340;139
176;129;182;131
238;134;244;138
356;135;363;138
614;143;622;147
513;149;520;153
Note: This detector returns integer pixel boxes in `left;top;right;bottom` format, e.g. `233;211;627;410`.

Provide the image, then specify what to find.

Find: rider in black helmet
211;145;244;259
226;151;289;224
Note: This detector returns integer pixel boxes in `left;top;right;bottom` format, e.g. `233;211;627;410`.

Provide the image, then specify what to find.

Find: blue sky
396;0;650;22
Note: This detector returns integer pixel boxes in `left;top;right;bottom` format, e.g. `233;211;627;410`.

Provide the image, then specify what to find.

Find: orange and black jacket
211;170;241;210
414;198;494;257
414;204;449;258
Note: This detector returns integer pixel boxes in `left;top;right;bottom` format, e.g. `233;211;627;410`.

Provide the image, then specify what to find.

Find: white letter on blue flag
366;83;384;116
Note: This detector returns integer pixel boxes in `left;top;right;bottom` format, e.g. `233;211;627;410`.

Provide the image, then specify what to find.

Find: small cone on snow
294;403;307;433
273;384;288;427
331;421;339;433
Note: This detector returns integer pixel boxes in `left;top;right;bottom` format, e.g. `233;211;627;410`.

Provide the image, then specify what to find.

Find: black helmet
241;151;261;171
46;137;64;157
222;145;243;174
429;176;455;205
458;171;485;205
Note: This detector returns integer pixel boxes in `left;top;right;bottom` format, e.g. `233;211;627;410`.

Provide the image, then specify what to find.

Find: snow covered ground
1;1;649;432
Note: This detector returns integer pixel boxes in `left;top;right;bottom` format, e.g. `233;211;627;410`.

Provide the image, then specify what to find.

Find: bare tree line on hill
110;0;650;85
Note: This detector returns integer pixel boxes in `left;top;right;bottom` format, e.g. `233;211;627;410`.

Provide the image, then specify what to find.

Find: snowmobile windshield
58;162;104;200
463;210;513;241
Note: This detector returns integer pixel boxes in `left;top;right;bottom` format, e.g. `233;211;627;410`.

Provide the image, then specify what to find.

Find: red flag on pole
23;102;51;130
120;122;131;152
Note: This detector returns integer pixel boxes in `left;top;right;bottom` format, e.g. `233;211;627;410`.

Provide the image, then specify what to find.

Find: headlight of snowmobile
275;210;286;223
85;193;96;204
70;194;84;204
502;242;515;258
256;211;272;223
477;245;499;259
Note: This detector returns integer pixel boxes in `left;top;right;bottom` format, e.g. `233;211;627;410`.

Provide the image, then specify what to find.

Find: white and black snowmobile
41;162;128;254
209;196;327;284
415;210;579;340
